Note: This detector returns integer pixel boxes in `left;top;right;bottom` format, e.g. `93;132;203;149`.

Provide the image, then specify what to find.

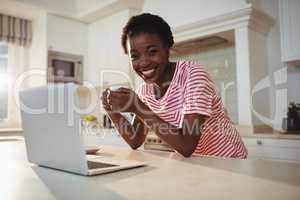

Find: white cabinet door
243;137;300;163
279;0;300;62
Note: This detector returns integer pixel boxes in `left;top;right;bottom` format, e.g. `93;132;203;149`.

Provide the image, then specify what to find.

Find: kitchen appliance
282;102;300;132
144;131;174;152
47;50;83;84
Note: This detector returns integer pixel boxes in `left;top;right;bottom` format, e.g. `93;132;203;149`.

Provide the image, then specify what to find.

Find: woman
101;13;247;158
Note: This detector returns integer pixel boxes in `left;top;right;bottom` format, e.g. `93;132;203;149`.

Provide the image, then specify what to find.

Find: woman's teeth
141;69;155;76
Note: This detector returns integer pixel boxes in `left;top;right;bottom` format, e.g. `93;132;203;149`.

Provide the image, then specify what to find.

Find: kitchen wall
0;0;48;88
0;2;88;130
142;0;249;28
26;13;89;88
288;66;300;103
0;1;47;131
87;10;132;86
47;14;88;80
85;0;283;130
1;0;289;131
25;13;89;86
170;42;238;123
76;0;115;14
143;0;287;130
17;0;77;17
249;0;287;131
47;15;88;59
86;0;251;87
28;12;47;87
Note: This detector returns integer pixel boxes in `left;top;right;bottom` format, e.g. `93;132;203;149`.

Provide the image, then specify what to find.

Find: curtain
0;43;30;130
0;14;32;46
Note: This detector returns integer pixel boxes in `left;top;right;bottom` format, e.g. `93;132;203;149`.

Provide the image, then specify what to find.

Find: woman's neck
154;62;176;99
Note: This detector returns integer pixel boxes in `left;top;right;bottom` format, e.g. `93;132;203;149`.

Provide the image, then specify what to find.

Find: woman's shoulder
136;82;152;98
176;60;209;76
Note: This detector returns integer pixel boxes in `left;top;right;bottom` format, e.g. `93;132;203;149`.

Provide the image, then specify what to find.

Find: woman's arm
132;99;207;157
102;89;148;149
105;112;148;149
103;87;206;157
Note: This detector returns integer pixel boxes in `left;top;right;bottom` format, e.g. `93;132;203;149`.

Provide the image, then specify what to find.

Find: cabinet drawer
243;138;300;148
243;137;300;162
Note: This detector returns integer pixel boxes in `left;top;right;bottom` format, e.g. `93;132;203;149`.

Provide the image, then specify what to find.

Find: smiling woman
101;13;247;159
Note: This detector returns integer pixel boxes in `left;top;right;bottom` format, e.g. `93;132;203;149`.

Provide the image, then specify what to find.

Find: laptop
19;83;146;176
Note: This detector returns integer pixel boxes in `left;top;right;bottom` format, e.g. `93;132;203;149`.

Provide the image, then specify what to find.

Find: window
170;36;238;123
0;41;8;120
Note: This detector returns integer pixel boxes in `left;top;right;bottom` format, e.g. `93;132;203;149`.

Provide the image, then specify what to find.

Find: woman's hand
101;87;138;113
101;88;112;111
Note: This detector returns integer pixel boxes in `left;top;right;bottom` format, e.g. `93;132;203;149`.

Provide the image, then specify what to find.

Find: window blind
0;14;32;47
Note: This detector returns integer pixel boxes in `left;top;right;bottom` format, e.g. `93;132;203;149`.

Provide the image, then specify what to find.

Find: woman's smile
140;67;157;79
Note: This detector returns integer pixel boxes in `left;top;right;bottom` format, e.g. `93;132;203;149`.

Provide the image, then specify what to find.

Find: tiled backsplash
170;42;238;123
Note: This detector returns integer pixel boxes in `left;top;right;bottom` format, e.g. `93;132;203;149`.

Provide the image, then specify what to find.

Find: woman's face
127;33;170;84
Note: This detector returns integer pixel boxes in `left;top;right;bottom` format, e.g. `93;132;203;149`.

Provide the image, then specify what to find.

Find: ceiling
6;0;144;23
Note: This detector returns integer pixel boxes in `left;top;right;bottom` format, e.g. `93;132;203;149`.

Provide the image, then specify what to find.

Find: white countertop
241;132;300;140
0;138;300;200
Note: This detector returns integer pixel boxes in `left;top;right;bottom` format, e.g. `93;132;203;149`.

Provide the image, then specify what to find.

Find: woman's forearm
132;100;203;157
106;111;147;149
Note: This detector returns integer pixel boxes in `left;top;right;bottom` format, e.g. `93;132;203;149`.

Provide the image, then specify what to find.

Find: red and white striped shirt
138;60;247;159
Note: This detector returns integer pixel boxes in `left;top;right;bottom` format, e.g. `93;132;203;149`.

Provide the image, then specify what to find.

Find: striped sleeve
181;64;215;124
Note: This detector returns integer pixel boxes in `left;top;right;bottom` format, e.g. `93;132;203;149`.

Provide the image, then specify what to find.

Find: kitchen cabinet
84;129;300;163
243;137;300;163
279;0;300;63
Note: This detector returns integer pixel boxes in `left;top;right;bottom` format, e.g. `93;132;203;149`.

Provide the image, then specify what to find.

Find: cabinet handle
257;140;263;145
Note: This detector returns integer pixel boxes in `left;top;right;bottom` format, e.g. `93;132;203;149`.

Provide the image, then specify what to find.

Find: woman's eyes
130;54;139;60
130;49;159;60
149;49;158;55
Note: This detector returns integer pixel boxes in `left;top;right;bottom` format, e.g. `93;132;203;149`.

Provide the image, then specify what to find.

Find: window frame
0;41;8;121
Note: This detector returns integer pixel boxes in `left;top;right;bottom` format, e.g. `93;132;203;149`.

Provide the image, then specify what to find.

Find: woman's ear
165;47;171;58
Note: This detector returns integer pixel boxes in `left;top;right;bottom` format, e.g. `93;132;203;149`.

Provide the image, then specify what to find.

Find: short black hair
121;13;174;54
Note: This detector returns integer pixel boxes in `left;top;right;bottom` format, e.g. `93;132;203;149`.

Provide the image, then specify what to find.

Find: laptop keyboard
87;161;118;169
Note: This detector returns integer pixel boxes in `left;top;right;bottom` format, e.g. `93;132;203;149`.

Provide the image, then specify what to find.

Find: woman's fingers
117;87;131;93
101;88;136;112
101;89;112;110
101;97;111;110
102;88;109;98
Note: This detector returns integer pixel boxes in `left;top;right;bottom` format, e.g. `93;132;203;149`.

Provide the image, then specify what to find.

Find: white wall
16;0;77;17
0;1;48;130
0;0;42;20
47;14;88;56
18;13;89;88
250;0;288;130
47;14;88;83
0;0;48;87
288;66;300;103
143;0;249;27
248;27;272;127
1;0;292;131
86;0;251;87
29;14;89;85
146;0;288;129
29;12;48;87
79;0;287;130
75;0;115;14
143;0;287;130
87;10;132;86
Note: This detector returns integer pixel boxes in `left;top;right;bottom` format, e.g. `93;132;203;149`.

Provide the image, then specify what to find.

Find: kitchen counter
0;138;300;200
236;125;300;140
241;132;300;140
